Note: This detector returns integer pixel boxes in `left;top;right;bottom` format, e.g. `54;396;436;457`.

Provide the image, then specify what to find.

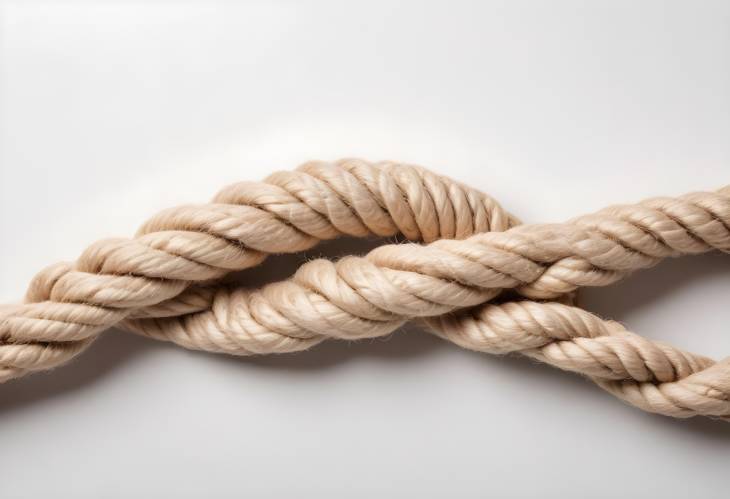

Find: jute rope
1;159;728;420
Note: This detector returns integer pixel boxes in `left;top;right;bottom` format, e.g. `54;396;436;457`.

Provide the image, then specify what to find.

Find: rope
1;159;728;420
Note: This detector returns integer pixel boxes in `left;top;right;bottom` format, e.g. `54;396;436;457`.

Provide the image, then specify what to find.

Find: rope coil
1;159;728;420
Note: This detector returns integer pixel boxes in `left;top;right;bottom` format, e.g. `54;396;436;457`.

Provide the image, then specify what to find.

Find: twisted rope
1;159;728;420
0;160;516;380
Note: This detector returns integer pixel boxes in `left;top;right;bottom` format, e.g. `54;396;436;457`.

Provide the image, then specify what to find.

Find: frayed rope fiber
1;159;729;420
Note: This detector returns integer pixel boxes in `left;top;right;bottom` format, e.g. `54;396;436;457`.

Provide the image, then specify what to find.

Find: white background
1;1;729;497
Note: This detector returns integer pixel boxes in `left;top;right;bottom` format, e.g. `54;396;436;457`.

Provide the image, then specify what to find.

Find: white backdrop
1;1;729;497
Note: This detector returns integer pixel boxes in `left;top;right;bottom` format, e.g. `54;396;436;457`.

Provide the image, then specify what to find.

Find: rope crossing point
1;159;728;420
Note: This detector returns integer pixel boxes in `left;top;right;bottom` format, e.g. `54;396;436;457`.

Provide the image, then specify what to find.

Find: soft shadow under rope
1;159;728;420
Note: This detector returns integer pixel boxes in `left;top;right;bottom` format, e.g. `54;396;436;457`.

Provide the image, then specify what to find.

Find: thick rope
1;160;728;420
0;160;516;380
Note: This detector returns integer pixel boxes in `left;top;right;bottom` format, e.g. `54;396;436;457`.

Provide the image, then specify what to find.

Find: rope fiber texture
1;159;728;420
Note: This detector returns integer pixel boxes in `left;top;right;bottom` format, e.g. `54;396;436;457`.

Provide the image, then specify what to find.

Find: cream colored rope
1;159;728;420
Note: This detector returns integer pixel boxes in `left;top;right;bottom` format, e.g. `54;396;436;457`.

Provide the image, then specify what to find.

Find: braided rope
1;160;728;420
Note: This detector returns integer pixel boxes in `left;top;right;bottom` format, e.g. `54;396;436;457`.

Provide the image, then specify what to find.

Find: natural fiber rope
1;159;728;420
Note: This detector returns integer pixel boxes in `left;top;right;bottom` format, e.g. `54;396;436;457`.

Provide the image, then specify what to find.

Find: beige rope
0;160;516;379
1;159;728;420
